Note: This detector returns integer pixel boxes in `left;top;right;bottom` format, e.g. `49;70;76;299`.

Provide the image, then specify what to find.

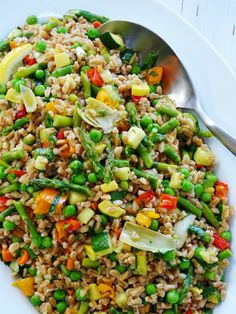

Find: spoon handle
196;101;236;156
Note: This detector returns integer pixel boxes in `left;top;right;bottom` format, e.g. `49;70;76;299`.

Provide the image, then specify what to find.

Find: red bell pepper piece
0;197;9;212
159;193;178;210
65;218;81;231
56;129;65;140
23;55;37;66
15;105;27;120
135;190;155;204
10;169;26;177
87;68;104;87
215;181;228;201
213;233;230;250
93;21;102;28
131;96;142;104
186;310;193;314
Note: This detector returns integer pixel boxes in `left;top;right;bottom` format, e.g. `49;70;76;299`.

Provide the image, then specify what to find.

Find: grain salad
0;9;233;314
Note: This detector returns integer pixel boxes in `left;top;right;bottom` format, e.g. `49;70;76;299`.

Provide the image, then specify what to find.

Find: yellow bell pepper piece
98;283;114;298
96;89;119;109
54;52;70;69
135;213;152;228
101;180;119;193
145;211;160;219
131;83;150;97
89;283;101;301
12;277;34;296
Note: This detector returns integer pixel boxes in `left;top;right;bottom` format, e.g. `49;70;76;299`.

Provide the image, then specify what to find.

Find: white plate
0;0;236;313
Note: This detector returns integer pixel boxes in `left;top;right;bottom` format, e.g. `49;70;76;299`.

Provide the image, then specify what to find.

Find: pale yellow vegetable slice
20;85;37;113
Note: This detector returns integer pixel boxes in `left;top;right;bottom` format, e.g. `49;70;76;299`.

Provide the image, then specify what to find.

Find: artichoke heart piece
78;97;120;133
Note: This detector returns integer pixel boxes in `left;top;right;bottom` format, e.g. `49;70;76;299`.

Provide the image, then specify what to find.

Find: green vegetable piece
78;301;89;314
91;232;111;252
179;258;191;271
145;283;157;295
14;63;41;79
178;196;202;218
150;219;159;231
51;65;73;78
166;289;180;304
0;82;7;94
159;117;179;134
3;220;16;232
35;41;47;52
26;15;38;25
218;248;232;261
178;274;192;304
30;295;42;306
130;64;141;75
57;26;67;34
80;71;91;98
67;9;109;23
89;129;103;143
56;301;67;313
42;236;53;248
53;115;73;128
188;225;211;243
69;160;83;173
163;250;176;262
87;28;100;39
69;270;82;281
75;287;88;301
115;264;127;274
35;69;45;80
53;289;66;301
142;52;157;70
157;104;179;117
63;205;76;218
34;84;45;96
165;144;181;164
132;168;158;189
2;148;24;163
200;201;219;229
87;172;97;183
0;183;19;195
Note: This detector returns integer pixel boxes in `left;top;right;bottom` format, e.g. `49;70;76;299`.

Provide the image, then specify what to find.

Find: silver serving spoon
99;20;236;156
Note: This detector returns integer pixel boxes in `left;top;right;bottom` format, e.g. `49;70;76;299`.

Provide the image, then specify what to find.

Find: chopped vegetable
146;66;163;85
159;193;178;210
12;277;34;296
98;200;125;218
174;214;196;249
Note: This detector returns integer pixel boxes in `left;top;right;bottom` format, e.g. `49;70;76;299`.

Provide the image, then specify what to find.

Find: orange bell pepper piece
146;66;163;85
17;249;29;266
215;181;228;201
2;248;13;262
97;283;114;298
66;257;74;271
12;277;34;296
34;188;67;215
59;141;75;158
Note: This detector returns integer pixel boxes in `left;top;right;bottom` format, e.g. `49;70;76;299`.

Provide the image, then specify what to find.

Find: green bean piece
0;206;15;222
188;225;211;243
0;117;29;136
79;129;103;177
80;71;91;98
53;115;73;128
67;9;109;23
137;143;154;169
148;128;166;143
14;201;42;247
132;168;158;189
2;148;24;163
165;144;181;164
31;178;92;196
178;196;202;218
158;117;180;134
14;63;42;79
0;183;19;195
200;201;219;229
178;274;192;304
126;102;140;127
114;159;129;167
104;146;114;183
218;249;232;261
152;162;177;172
51;65;73;78
157;104;179;117
73;102;81;128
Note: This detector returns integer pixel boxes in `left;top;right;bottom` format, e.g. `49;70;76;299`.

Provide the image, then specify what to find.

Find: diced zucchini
69;191;87;204
78;301;89;314
82;258;99;268
39;128;55;143
114;167;130;181
136;251;147;275
78;208;95;224
131;83;150;97
115;292;128;308
169;172;183;189
126;126;146;149
120;49;136;64
194;145;215;166
54;52;71;68
101;47;110;63
89;283;101;301
99;32;125;49
91;232;112;252
84;245;97;261
98;200;125;218
95;247;113;257
101;180;119;193
34;155;48;170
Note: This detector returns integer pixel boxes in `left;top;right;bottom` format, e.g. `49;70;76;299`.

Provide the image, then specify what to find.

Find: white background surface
163;0;236;73
0;1;236;313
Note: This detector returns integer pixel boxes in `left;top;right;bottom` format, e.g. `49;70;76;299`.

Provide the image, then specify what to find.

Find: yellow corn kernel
54;52;70;68
101;180;118;193
12;277;34;296
191;286;203;295
135;213;151;228
145;211;160;219
84;245;97;261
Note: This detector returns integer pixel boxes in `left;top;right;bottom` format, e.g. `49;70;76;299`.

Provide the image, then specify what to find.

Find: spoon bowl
99;20;236;156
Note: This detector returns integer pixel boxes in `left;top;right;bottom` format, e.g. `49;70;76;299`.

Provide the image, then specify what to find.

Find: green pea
108;252;118;262
87;28;100;39
101;213;108;226
141;115;153;128
34;84;45;96
181;180;193;193
53;289;66;301
14;79;26;92
179;258;191;270
69;160;83;173
56;301;67;313
35;41;47;53
162;180;170;188
149;85;156;93
63;205;76;218
69;270;82;281
120;180;129;191
151;98;159;106
180;167;190;178
130;64;141;75
42;236;53;248
71;174;86;185
0;165;7;179
35;69;45;80
150;219;159;231
145;283;157;295
220;231;231;242
3;220;16;232
30;295;42;306
89;129;103;143
164;187;175;196
115;264;127;274
163;250;176;262
166;289;179;304
75;287;88;301
87;172;97;183
0;82;7;94
57;26;67;34
200;192;212;203
26;15;38;25
194;183;204;196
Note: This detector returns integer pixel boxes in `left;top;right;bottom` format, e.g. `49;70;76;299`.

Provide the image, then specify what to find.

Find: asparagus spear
0;206;15;222
201;201;219;229
0;183;19;195
178;196;202;218
79;129;103;177
0;117;29;136
132;168;158;189
104;146;114;183
31;178;92;196
14;63;43;79
2;148;25;163
178;274;193;304
14;201;42;247
136;143;154;169
126;102;140;127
